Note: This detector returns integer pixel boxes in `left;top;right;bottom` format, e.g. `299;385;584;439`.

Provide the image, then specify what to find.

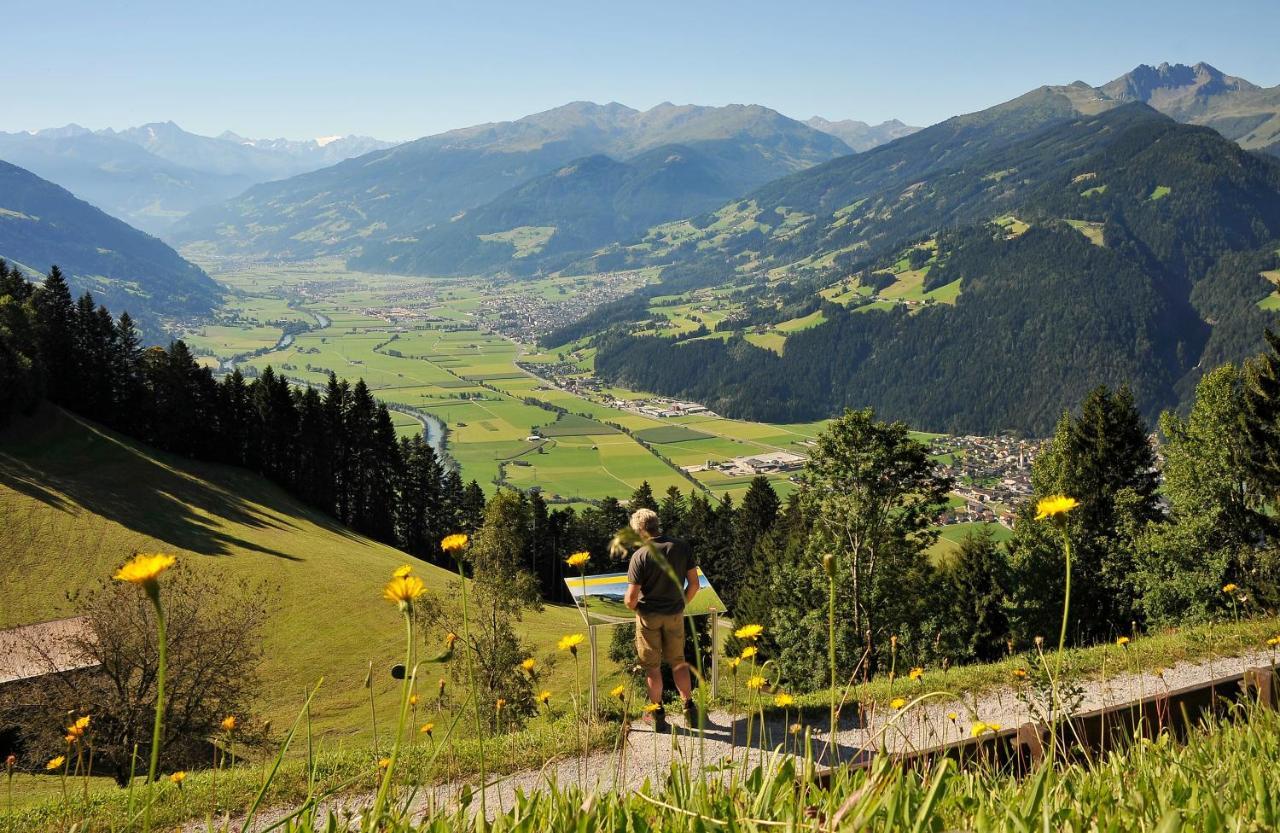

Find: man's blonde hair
629;508;660;536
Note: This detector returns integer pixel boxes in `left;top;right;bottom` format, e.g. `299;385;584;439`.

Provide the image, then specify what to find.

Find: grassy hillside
0;408;590;739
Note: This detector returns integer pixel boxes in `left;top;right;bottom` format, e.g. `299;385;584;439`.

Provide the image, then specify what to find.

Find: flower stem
143;584;166;833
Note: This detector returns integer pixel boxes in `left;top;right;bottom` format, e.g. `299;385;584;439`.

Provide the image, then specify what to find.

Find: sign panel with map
564;569;725;626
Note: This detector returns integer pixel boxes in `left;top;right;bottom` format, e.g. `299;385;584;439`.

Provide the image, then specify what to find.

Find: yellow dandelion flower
989;722;1002;731
566;551;591;569
537;690;552;705
495;698;506;712
420;722;434;736
1012;668;1028;679
113;553;175;586
947;711;958;722
441;534;469;554
909;667;924;682
1222;583;1238;594
221;715;237;733
557;633;586;653
734;624;764;641
393;564;413;579
1267;636;1280;647
728;657;742;670
73;716;90;731
46;756;64;771
378;758;391;770
746;675;766;691
1035;495;1079;521
64;733;77;745
170;771;186;785
409;694;419;706
1116;636;1130;647
445;632;458;647
740;646;757;660
642;703;661;714
521;657;536;672
383;575;426;606
773;693;795;708
970;722;991;738
610;684;626;699
890;697;907;710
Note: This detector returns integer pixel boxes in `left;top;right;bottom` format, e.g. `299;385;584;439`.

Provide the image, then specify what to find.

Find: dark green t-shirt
627;536;697;615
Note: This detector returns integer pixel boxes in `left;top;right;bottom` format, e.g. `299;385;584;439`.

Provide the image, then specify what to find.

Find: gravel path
200;647;1277;830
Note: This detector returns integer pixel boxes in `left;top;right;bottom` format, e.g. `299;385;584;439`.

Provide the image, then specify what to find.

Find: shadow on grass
0;407;371;560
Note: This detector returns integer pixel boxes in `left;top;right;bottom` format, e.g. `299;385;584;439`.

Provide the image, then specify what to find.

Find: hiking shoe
683;698;701;728
644;707;670;733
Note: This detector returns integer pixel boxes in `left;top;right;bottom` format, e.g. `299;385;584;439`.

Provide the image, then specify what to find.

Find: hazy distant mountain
804;117;920;151
1097;62;1280;156
0;160;219;326
0;123;395;235
171;101;853;262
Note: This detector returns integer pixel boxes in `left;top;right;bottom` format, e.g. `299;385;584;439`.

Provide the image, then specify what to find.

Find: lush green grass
928;521;1014;560
633;425;714;444
1149;184;1172;200
0;409;600;742
1065;218;1105;247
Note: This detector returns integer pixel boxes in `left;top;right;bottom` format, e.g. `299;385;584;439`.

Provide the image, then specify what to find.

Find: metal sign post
710;608;720;699
588;624;599;714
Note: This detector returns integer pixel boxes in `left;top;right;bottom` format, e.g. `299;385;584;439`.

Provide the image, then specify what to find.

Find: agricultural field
180;260;825;504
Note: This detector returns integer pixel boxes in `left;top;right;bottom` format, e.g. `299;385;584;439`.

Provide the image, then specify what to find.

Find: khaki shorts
635;611;687;669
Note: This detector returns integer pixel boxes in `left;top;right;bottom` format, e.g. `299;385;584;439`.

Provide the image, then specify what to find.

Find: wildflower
610;685;626;700
558;633;586;654
409;694;419;707
521;657;536;673
66;715;90;741
441;534;469;554
383;575;426;608
420;722;434;736
727;657;742;671
393;564;413;578
537;690;552;705
789;722;803;735
642;703;661;714
445;632;458;647
909;667;924;682
438;678;447;697
73;716;90;732
46;756;64;771
947;712;958;722
1154;667;1166;677
113;553;175;587
1222;583;1238;593
890;697;907;710
64;733;78;745
1267;636;1280;647
495;698;506;712
774;693;795;708
1116;636;1130;647
566;551;591;569
970;722;992;738
1034;635;1045;650
221;715;238;733
989;722;1002;731
1035;495;1079;521
734;624;764;641
1012;668;1028;679
378;758;391;770
4;754;14;772
740;646;757;660
169;771;186;785
746;675;766;691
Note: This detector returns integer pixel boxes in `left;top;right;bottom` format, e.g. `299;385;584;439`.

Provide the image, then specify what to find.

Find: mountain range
0;123;392;235
804;117;920;151
169;101;859;261
0;160;220;327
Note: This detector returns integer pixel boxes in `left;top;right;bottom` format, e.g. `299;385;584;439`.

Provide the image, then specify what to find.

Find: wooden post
588;624;599;715
710;608;720;700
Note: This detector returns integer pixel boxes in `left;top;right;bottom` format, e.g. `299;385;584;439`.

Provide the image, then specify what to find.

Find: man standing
623;508;700;731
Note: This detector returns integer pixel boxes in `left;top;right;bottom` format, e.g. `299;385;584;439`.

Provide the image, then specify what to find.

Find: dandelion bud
822;553;836;577
438;678;447;696
1034;635;1045;650
4;754;15;771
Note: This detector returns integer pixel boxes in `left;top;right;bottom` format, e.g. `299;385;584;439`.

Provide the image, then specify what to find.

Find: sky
3;0;1277;142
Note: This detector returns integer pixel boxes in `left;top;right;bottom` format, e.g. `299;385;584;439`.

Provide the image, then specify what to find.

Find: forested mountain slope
588;114;1280;435
0;161;219;323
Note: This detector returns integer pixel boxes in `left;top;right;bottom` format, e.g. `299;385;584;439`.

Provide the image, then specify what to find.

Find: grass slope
0;408;589;739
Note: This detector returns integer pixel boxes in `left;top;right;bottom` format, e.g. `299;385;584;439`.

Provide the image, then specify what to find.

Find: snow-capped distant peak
314;135;343;147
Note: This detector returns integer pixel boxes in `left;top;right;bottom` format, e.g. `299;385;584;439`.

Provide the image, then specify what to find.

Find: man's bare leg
672;662;693;701
646;666;664;704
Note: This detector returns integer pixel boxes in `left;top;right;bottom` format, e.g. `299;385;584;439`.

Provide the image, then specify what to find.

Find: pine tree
937;528;1009;663
33;267;76;405
658;485;687;533
629;481;658;512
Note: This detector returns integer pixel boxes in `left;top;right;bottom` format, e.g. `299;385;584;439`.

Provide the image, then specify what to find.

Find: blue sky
3;0;1276;141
